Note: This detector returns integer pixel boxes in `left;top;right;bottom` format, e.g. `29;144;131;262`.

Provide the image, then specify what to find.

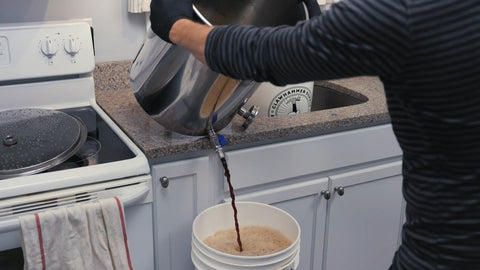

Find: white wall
0;0;341;63
0;0;147;63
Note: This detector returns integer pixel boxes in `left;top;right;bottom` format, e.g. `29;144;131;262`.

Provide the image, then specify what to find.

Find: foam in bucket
204;225;292;256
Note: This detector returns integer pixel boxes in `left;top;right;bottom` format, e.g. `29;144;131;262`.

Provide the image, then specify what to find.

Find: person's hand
150;0;193;43
300;0;322;18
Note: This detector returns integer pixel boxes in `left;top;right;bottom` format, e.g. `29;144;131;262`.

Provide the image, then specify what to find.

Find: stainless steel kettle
130;0;308;136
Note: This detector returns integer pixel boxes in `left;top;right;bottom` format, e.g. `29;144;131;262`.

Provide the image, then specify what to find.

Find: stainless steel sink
311;82;368;111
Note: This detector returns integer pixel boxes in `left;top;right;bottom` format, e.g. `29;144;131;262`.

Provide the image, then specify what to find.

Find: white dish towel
128;0;150;13
19;197;134;270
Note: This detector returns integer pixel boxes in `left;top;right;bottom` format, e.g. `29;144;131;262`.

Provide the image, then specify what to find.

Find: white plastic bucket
244;81;314;117
191;202;301;270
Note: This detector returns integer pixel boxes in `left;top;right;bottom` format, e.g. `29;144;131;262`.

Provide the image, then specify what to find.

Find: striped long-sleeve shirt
205;0;480;269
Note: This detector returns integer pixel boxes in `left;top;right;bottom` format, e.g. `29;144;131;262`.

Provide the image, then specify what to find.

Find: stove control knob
64;38;80;57
40;39;58;58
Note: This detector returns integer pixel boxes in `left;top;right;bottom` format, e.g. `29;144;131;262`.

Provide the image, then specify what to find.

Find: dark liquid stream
221;158;243;252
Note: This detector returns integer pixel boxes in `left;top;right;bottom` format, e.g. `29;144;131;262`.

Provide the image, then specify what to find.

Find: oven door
0;176;153;270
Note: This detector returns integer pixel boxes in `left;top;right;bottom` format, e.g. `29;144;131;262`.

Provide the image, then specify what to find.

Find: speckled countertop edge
94;60;390;161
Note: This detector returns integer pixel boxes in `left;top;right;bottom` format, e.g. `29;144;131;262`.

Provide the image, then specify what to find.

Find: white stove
0;20;154;269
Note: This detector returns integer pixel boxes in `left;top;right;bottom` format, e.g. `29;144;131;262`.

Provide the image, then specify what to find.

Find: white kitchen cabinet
230;161;403;270
151;156;216;270
222;125;403;270
233;178;329;270
323;161;403;270
150;124;403;270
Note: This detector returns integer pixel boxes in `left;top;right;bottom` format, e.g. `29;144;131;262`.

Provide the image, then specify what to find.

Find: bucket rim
192;238;301;270
192;237;299;268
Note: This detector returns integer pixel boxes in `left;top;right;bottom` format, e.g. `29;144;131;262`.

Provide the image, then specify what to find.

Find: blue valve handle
218;135;227;147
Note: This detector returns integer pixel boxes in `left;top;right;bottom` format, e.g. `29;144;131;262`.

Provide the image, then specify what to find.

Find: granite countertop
94;61;390;162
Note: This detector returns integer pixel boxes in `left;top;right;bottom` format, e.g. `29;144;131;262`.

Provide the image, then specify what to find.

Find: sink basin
310;82;368;111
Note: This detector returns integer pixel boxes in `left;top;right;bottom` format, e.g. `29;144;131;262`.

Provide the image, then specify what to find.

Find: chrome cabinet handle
321;190;331;200
159;176;169;188
334;186;345;196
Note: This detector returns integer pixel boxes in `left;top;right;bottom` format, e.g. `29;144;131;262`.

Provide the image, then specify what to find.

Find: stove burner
75;137;102;165
48;137;102;172
0;106;137;179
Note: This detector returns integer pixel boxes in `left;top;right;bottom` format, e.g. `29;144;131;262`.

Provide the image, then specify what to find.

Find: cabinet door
324;161;403;270
233;178;329;270
151;157;211;270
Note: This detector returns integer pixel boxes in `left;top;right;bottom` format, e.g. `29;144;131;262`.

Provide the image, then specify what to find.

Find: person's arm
151;0;409;85
205;0;411;85
168;19;212;64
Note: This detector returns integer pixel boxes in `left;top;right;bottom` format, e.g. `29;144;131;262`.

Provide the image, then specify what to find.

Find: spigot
207;127;226;160
238;105;259;129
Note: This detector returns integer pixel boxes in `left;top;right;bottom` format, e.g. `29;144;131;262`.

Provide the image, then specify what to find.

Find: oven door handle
0;184;150;234
121;184;150;206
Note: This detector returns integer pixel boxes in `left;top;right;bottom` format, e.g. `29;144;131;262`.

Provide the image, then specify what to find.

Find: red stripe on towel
114;196;133;270
34;213;46;270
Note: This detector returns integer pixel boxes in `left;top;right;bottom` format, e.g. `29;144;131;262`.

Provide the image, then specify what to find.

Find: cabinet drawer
225;125;401;190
